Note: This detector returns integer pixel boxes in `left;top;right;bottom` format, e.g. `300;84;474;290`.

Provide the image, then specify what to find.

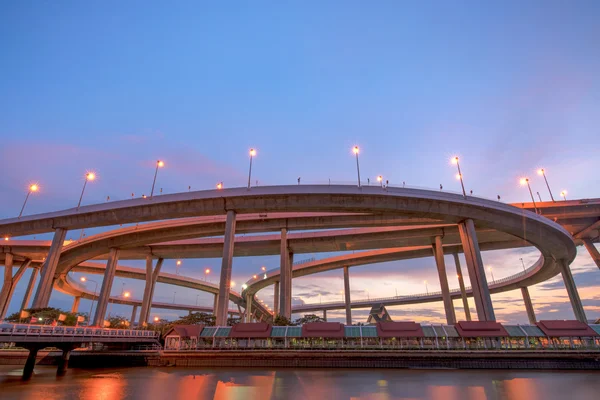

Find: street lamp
230;281;236;288
520;258;526;273
242;284;248;290
253;274;257;280
488;267;495;283
216;182;223;190
19;184;39;218
451;157;467;198
377;175;383;187
150;160;164;198
247;148;256;189
176;260;182;275
204;268;210;282
424;280;429;294
77;172;96;210
519;178;538;214
80;276;98;325
261;266;266;272
537;168;555;202
352;146;361;187
123;291;131;298
561;190;567;201
154;316;159;323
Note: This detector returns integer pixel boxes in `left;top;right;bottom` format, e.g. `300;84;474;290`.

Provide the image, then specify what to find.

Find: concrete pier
130;305;138;325
139;257;164;326
216;210;236;326
71;297;80;313
458;219;495;321
521;287;536;324
0;256;31;319
558;259;587;323
22;346;39;381
32;228;67;308
20;268;38;311
273;281;279;316
279;228;292;318
453;253;471;321
93;248;120;326
433;236;456;324
343;266;352;325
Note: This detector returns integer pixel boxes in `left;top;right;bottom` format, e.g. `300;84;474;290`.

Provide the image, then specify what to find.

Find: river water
1;366;599;399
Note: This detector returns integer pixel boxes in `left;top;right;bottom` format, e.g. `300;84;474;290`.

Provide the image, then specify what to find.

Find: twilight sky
1;1;599;324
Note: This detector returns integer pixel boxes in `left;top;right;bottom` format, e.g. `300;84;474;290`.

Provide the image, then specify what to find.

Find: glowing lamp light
520;178;529;186
253;274;258;279
451;156;459;165
537;168;545;175
86;172;96;181
176;260;182;266
4;236;8;241
205;268;210;274
377;175;382;182
352;146;359;155
261;266;266;271
242;284;248;290
456;174;461;180
80;277;87;282
561;190;567;196
157;160;164;167
154;316;159;322
230;281;236;288
249;148;256;157
216;182;223;189
30;184;39;192
38;317;43;321
123;291;131;298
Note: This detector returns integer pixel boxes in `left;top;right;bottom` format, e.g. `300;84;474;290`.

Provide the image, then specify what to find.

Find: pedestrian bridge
0;323;160;343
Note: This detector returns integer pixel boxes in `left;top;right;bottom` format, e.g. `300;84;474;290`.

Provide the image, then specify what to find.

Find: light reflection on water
1;367;599;400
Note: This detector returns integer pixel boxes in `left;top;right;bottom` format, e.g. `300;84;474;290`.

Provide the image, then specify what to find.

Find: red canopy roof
301;322;345;338
377;321;424;338
229;322;272;338
536;320;598;337
455;321;508;338
164;325;204;338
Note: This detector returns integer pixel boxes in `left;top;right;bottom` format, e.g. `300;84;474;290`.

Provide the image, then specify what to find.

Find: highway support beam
56;345;76;376
343;266;352;325
279;228;293;319
433;236;456;325
215;210;236;326
582;239;600;270
71;296;80;313
521;287;536;324
453;253;472;321
323;309;327;321
558;259;587;323
21;268;39;311
273;281;280;316
139;257;164;326
22;345;40;381
93;248;120;326
32;228;67;308
1;255;32;319
245;294;252;323
130;305;138;326
213;294;218;315
458;219;495;321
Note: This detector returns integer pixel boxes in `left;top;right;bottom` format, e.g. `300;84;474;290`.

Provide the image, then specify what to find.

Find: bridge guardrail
0;323;159;339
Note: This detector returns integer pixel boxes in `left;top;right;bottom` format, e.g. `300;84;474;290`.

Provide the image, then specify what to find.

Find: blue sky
1;1;599;323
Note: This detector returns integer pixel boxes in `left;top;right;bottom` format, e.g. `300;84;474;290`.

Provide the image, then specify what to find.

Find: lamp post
377;175;383;187
196;294;199;306
451;157;467;198
561;190;567;201
176;260;182;275
216;182;223;190
488;267;495;283
520;178;538;214
80;276;98;325
173;291;176;304
204;268;210;282
353;146;361;187
150;160;164;198
424;280;429;294
537;168;555;202
77;172;96;210
19;184;39;218
247;148;256;189
520;258;526;273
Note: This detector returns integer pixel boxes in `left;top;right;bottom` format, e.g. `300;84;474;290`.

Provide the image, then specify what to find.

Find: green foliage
293;314;325;325
227;317;242;326
273;315;294;326
4;307;84;327
107;315;130;328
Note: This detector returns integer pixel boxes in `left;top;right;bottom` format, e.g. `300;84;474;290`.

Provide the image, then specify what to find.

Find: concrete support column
273;281;280;316
21;268;39;311
1;256;31;319
582;239;600;270
343;266;352;325
278;228;293;319
213;294;219;315
245;294;253;323
216;210;236;326
22;347;39;381
71;297;81;313
558;259;587;322
93;248;120;326
453;253;472;321
521;287;536;325
56;348;72;376
458;219;495;321
130;305;138;325
323;309;327;321
139;257;163;326
433;236;456;324
32;228;67;308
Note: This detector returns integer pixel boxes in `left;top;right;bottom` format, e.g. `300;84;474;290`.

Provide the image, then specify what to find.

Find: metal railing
0;323;159;339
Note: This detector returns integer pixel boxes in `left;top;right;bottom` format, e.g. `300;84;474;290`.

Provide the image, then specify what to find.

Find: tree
273;315;294;326
4;307;83;326
227;317;242;326
293;314;325;325
175;312;216;326
107;315;130;328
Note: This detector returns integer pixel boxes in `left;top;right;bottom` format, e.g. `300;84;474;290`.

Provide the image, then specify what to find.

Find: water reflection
1;367;599;400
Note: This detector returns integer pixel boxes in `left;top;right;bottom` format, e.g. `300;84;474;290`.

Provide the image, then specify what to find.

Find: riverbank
2;349;600;370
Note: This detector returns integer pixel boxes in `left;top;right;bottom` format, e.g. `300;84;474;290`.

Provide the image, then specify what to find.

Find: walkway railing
0;323;159;339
